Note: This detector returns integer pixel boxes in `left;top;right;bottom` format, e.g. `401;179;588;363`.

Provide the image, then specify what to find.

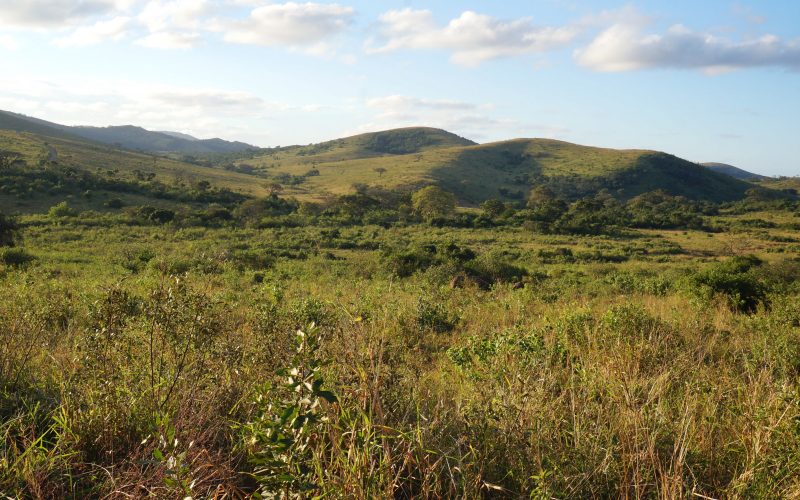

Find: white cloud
576;20;800;73
138;0;212;32
0;0;136;28
223;2;354;47
368;9;578;66
0;72;283;143
53;16;132;47
135;30;200;49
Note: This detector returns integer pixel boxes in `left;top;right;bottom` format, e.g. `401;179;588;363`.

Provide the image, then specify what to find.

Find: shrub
689;255;768;313
105;198;124;209
464;252;528;288
415;297;458;333
48;201;77;218
0;212;20;247
0;247;35;267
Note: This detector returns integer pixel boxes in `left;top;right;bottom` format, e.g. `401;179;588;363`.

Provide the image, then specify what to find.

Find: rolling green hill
237;132;753;204
0;130;271;213
0;118;763;213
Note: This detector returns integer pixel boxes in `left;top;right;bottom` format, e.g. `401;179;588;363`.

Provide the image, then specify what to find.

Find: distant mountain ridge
701;162;767;181
0;110;256;154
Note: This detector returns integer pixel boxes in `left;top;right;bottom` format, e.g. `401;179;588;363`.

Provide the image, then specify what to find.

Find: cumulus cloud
1;1;356;53
0;0;136;28
53;16;132;47
368;9;577;66
576;20;800;73
0;72;284;143
135;30;200;49
222;2;354;47
138;0;211;32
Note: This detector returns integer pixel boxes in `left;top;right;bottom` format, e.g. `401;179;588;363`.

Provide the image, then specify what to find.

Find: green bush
48;201;77;218
689;255;768;313
0;247;35;267
414;297;459;333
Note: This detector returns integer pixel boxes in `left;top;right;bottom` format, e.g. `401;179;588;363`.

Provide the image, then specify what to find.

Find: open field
1;121;799;498
2;200;800;497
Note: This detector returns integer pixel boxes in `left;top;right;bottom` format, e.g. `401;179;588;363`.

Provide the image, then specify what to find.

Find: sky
0;1;798;176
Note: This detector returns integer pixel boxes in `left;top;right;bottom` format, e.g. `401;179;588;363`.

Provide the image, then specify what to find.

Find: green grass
0;131;272;213
1;208;800;497
0;123;762;211
237;133;752;204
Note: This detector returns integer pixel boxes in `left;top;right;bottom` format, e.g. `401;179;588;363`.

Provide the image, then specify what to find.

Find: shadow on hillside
429;141;542;205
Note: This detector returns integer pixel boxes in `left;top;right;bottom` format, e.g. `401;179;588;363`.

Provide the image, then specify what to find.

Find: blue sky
0;1;798;175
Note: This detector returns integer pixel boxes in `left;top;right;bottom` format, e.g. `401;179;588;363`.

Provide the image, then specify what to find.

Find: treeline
37;180;798;236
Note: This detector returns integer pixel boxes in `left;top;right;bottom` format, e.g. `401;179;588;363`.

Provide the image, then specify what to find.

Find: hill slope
0;110;256;154
247;127;475;164
237;134;752;204
0;117;761;211
702;162;767;181
0;129;270;213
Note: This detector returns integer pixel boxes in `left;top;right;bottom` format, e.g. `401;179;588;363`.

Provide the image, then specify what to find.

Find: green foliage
0;212;20;247
1;193;800;497
411;186;456;221
480;198;506;218
0;247;35;267
414;297;458;333
48;201;77;218
689;255;768;313
238;323;337;497
133;205;175;224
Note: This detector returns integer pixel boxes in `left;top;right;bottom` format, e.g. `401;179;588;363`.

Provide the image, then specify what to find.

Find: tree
480;198;506;218
265;182;284;196
526;185;557;208
0;212;20;247
373;167;387;177
411;186;456;221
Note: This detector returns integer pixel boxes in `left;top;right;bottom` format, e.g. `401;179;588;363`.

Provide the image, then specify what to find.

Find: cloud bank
368;9;577;66
576;20;800;73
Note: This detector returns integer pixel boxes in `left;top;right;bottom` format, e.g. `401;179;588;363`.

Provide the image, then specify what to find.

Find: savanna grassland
1;127;800;498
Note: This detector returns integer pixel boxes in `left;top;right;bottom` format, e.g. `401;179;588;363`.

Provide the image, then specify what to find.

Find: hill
702;162;767;181
0;117;763;212
0;129;271;213
0;110;257;154
237;133;753;204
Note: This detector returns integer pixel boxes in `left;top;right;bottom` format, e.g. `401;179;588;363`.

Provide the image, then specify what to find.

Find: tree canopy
411;186;457;221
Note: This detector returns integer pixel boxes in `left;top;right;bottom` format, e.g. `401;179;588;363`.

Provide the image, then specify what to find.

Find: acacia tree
411;186;456;221
373;167;387;177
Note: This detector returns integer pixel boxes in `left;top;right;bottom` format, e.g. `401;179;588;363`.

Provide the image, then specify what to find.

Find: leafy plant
239;323;337;498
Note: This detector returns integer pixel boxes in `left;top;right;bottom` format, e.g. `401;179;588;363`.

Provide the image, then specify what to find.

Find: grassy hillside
0;130;270;213
237;134;752;204
0;122;759;211
244;127;474;166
